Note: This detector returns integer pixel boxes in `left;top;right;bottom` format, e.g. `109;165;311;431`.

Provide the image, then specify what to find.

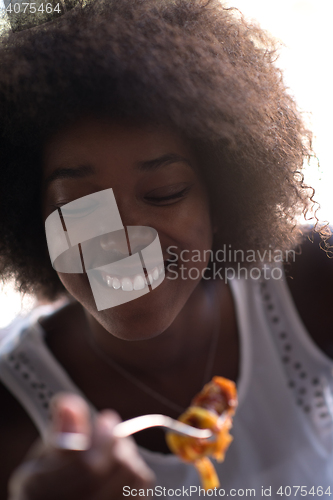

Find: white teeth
103;264;165;291
152;267;159;281
121;277;134;291
112;277;121;290
133;274;145;290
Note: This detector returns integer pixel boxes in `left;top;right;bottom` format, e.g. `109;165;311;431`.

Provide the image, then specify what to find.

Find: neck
42;278;238;419
84;280;219;376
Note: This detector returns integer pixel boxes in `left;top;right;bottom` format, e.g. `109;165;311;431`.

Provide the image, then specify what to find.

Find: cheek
179;190;214;256
164;197;214;282
57;272;94;308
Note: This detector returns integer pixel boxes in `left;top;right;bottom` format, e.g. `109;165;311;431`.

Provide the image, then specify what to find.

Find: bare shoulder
283;225;333;357
0;381;39;499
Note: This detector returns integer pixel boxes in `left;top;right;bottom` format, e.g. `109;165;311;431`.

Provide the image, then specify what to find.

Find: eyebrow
43;164;95;189
43;153;191;189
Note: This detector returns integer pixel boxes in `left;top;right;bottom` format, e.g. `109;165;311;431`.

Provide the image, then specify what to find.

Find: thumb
49;393;92;450
51;393;91;434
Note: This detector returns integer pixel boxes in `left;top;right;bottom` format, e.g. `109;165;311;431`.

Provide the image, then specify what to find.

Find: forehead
42;118;195;180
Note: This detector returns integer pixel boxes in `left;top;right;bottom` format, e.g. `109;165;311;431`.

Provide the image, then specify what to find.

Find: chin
60;270;195;341
97;283;188;340
88;291;179;341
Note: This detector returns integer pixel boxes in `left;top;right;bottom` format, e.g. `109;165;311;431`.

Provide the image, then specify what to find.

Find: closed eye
144;186;190;205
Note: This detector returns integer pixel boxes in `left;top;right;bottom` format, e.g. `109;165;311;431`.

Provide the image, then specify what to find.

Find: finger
83;410;122;474
86;411;155;497
51;393;91;434
48;393;92;452
98;412;152;478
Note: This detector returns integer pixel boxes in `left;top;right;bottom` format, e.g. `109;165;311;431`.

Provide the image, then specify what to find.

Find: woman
0;0;332;498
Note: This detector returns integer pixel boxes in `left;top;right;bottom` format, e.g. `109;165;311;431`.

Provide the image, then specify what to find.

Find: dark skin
39;119;239;447
0;119;332;499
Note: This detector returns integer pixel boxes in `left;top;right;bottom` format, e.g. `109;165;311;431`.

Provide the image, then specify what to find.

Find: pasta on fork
166;377;237;490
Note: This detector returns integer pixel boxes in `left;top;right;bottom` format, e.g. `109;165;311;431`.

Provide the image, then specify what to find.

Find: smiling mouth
98;260;174;291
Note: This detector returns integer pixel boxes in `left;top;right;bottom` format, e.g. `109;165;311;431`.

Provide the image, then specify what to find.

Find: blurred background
0;0;332;328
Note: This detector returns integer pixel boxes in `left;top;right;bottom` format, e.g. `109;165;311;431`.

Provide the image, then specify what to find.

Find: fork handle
49;414;213;451
112;414;213;439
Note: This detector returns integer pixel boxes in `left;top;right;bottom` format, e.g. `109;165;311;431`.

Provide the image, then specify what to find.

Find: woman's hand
8;394;155;500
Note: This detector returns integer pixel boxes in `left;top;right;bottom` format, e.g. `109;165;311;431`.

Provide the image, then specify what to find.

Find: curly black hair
0;0;328;299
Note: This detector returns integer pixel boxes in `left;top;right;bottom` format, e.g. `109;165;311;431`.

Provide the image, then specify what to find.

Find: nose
99;230;129;256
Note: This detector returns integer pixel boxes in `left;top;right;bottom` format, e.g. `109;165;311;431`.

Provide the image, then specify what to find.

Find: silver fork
50;414;215;451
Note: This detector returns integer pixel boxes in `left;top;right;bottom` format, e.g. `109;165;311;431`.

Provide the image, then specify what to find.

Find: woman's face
42;118;214;340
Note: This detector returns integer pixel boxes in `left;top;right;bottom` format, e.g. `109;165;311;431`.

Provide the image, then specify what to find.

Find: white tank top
1;268;333;498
